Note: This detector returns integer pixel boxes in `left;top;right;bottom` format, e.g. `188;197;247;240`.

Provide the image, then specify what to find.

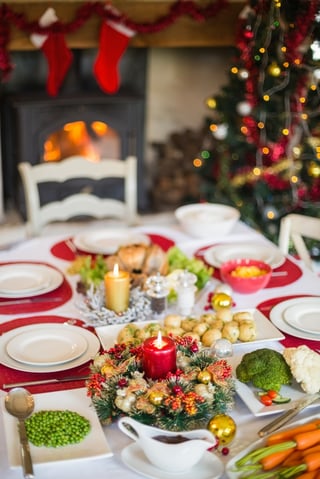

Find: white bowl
175;203;240;238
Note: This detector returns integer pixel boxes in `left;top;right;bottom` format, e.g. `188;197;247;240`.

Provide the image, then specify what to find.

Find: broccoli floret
236;348;292;392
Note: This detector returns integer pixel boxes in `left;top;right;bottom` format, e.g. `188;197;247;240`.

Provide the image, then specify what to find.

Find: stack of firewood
149;123;213;211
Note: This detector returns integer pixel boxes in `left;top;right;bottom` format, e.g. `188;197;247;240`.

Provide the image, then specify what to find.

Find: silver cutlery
271;271;288;277
0;297;63;307
5;388;35;479
258;393;320;437
65;239;78;255
3;375;90;389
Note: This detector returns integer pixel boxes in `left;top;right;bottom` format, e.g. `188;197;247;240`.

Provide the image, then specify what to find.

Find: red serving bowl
219;258;272;294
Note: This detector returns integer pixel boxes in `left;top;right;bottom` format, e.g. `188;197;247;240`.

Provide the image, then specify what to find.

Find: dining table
0;212;319;479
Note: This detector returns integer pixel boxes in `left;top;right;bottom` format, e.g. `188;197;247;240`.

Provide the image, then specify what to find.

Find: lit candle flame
155;331;164;349
113;263;119;276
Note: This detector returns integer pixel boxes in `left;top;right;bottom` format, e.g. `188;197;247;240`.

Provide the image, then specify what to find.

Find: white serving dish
175;203;240;238
225;415;320;478
95;309;285;351
228;353;320;416
1;388;113;467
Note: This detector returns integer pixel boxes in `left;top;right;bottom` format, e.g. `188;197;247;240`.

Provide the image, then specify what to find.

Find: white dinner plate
283;299;320;335
6;325;88;366
270;296;320;341
204;243;285;269
95;309;285;350
228;352;320;416
1;388;113;467
225;415;320;478
73;229;150;255
0;263;63;298
0;323;100;372
121;442;224;479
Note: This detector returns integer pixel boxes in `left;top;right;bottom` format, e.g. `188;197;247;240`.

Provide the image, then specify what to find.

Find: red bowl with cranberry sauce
220;258;272;294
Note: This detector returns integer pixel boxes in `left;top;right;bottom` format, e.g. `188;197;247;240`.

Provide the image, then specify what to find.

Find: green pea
25;410;91;448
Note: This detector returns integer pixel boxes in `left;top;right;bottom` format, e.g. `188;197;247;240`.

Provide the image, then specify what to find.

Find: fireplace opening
44;120;120;162
0;48;149;218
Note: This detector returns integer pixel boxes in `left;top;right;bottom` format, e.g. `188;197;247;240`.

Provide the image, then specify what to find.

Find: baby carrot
260;447;296;470
304;453;320;472
296;472;319;479
267;421;320;446
302;446;320;457
282;449;304;467
278;454;320;478
294;430;320;450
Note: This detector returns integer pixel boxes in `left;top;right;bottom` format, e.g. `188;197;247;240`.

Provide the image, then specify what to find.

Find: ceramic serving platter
1;388;113;467
95;309;284;351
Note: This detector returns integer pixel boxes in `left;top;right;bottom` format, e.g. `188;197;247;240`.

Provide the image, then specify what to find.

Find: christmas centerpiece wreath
87;335;235;431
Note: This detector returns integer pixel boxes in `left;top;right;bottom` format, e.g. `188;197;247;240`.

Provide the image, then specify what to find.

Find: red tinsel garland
0;0;229;81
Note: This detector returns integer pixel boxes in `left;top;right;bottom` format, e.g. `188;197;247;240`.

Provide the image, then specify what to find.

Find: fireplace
0;48;148;217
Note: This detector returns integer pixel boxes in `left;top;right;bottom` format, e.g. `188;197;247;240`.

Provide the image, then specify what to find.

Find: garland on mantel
0;0;229;95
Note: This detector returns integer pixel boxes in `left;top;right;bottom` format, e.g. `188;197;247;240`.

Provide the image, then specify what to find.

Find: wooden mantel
4;1;246;50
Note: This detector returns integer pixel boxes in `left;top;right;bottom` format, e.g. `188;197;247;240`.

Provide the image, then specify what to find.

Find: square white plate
95;309;285;351
228;354;320;416
2;388;113;467
225;415;320;478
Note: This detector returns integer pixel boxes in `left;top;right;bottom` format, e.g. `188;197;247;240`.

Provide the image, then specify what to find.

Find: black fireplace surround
0;48;148;216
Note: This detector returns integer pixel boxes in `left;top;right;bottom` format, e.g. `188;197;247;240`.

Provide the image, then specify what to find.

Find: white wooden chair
18;155;138;236
278;213;320;270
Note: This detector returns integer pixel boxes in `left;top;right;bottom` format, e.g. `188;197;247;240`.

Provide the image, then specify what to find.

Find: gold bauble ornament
268;61;281;77
308;161;320;178
211;292;232;311
149;391;165;406
197;370;211;384
208;414;237;445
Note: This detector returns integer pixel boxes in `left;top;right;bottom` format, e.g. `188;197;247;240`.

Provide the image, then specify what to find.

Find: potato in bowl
220;258;272;294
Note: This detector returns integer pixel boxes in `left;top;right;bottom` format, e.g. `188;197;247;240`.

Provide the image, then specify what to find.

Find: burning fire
43;120;119;162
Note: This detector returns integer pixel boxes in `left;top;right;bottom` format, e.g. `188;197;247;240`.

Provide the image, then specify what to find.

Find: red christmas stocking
94;20;135;94
30;8;73;96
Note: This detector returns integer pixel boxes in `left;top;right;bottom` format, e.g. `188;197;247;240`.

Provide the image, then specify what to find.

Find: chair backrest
278;213;320;270
18;155;138;236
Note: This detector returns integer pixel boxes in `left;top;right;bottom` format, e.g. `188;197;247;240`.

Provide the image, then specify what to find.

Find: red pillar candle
142;332;176;380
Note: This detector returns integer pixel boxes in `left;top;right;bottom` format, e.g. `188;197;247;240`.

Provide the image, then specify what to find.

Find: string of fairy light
194;0;320;221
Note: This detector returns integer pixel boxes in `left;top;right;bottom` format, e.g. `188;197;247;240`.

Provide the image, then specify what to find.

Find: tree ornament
197;370;211;384
212;124;228;140
237;68;249;80
308;161;320;178
149;391;165;406
263;204;279;220
207;414;237;445
267;61;281;77
211;293;232;311
313;69;320;81
237;101;252;116
214;283;233;297
211;338;233;358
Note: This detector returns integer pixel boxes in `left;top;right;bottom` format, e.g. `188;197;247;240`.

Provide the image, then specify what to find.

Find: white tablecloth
0;216;319;479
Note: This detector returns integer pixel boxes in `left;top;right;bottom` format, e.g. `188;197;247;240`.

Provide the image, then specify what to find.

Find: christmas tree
199;0;320;245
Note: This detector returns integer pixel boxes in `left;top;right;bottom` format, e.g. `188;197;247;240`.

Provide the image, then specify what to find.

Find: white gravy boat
118;416;217;473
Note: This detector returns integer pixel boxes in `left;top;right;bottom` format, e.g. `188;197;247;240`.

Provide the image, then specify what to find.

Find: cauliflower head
236;348;292;392
283;345;320;394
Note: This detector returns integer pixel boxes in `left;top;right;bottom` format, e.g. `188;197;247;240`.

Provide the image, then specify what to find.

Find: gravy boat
118;416;217;473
